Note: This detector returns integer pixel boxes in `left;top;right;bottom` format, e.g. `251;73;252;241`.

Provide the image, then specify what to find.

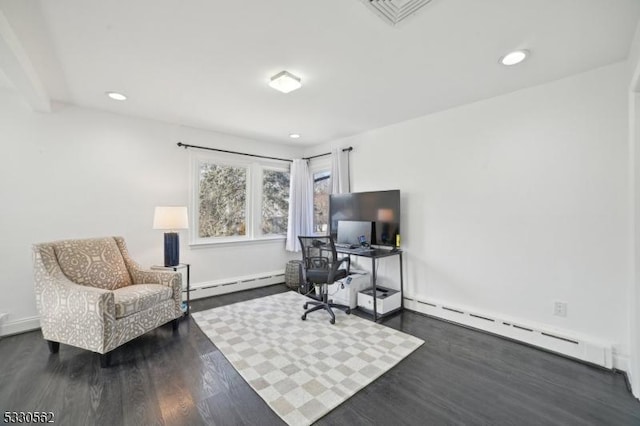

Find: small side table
151;263;190;316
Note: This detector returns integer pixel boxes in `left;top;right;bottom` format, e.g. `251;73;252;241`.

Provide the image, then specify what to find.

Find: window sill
189;235;286;249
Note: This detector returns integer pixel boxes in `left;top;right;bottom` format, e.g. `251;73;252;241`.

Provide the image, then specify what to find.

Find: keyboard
335;243;358;249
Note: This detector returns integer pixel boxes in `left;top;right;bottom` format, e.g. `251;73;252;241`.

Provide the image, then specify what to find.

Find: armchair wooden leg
100;352;111;368
172;318;180;332
46;340;59;354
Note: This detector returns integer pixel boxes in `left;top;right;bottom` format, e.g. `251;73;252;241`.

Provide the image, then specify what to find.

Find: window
312;169;331;235
192;153;290;244
262;168;290;235
199;162;247;238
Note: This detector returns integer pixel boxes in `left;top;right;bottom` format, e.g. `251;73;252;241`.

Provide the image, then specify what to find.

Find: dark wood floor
1;284;639;426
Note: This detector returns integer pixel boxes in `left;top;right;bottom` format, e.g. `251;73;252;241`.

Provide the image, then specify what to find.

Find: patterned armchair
32;236;183;367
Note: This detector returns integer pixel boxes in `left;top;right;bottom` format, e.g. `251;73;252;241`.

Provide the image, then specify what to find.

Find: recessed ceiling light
500;50;529;66
106;91;127;101
269;71;302;94
289;133;301;139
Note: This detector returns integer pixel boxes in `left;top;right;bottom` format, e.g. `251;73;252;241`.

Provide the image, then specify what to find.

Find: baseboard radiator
189;270;285;301
404;295;614;369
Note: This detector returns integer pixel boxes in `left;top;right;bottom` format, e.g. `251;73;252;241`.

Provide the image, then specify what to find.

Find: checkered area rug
192;291;424;426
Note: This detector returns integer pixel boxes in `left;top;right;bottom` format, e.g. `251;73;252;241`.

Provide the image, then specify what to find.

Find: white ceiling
1;0;639;146
0;67;13;89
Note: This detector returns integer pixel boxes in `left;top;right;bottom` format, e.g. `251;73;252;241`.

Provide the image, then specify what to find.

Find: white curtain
330;148;350;194
286;159;314;252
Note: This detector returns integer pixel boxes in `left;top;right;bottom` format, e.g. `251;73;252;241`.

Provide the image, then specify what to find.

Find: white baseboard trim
404;294;616;370
613;351;630;373
189;270;285;301
628;368;640;400
0;315;40;337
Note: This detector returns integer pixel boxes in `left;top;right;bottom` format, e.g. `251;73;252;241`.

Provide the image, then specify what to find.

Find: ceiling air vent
361;0;434;26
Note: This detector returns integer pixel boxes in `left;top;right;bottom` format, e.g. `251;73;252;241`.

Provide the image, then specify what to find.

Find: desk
335;248;403;322
151;263;191;316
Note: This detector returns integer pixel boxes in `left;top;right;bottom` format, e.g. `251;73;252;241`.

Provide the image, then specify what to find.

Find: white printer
326;270;370;309
357;286;401;315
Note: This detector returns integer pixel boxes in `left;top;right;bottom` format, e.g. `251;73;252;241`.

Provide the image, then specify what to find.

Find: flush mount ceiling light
289;133;301;139
500;50;529;66
269;71;302;94
106;91;127;101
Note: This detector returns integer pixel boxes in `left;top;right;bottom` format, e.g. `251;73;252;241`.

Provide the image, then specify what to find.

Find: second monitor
336;220;372;248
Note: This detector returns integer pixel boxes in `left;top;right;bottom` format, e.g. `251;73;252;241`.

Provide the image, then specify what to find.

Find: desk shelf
335;247;404;322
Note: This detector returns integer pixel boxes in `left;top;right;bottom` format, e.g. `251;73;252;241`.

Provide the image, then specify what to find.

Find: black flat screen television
329;190;400;247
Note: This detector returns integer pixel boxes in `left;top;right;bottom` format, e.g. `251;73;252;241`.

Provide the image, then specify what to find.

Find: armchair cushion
113;284;173;319
53;238;132;290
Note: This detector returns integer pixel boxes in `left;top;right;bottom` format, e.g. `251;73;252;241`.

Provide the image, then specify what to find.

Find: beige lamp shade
153;206;189;230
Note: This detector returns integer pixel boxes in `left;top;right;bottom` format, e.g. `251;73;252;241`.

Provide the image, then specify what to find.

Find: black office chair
298;235;351;324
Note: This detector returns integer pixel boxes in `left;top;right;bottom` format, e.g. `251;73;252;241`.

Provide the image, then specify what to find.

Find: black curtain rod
177;142;292;162
177;142;353;162
304;147;353;161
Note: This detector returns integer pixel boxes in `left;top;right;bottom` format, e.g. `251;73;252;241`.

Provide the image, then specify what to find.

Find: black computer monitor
336;220;372;247
329;190;400;247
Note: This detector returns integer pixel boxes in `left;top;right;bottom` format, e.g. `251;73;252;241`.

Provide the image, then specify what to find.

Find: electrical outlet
553;301;568;317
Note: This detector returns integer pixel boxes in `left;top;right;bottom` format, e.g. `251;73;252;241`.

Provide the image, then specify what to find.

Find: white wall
0;91;301;333
308;62;631;361
627;22;640;397
630;90;640;396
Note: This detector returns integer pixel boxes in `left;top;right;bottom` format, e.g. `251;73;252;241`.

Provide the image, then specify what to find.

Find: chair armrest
39;279;116;353
329;256;351;282
337;256;351;272
112;237;182;316
129;268;182;291
40;276;114;316
113;236;181;293
128;267;183;313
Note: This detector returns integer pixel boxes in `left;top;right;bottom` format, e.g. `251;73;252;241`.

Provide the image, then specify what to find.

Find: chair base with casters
301;283;351;324
301;284;351;324
298;235;352;324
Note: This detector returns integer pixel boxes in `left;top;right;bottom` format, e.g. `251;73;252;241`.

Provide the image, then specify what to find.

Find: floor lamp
153;206;189;267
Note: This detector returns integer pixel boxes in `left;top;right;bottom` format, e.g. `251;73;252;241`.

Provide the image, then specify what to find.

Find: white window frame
190;151;290;246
